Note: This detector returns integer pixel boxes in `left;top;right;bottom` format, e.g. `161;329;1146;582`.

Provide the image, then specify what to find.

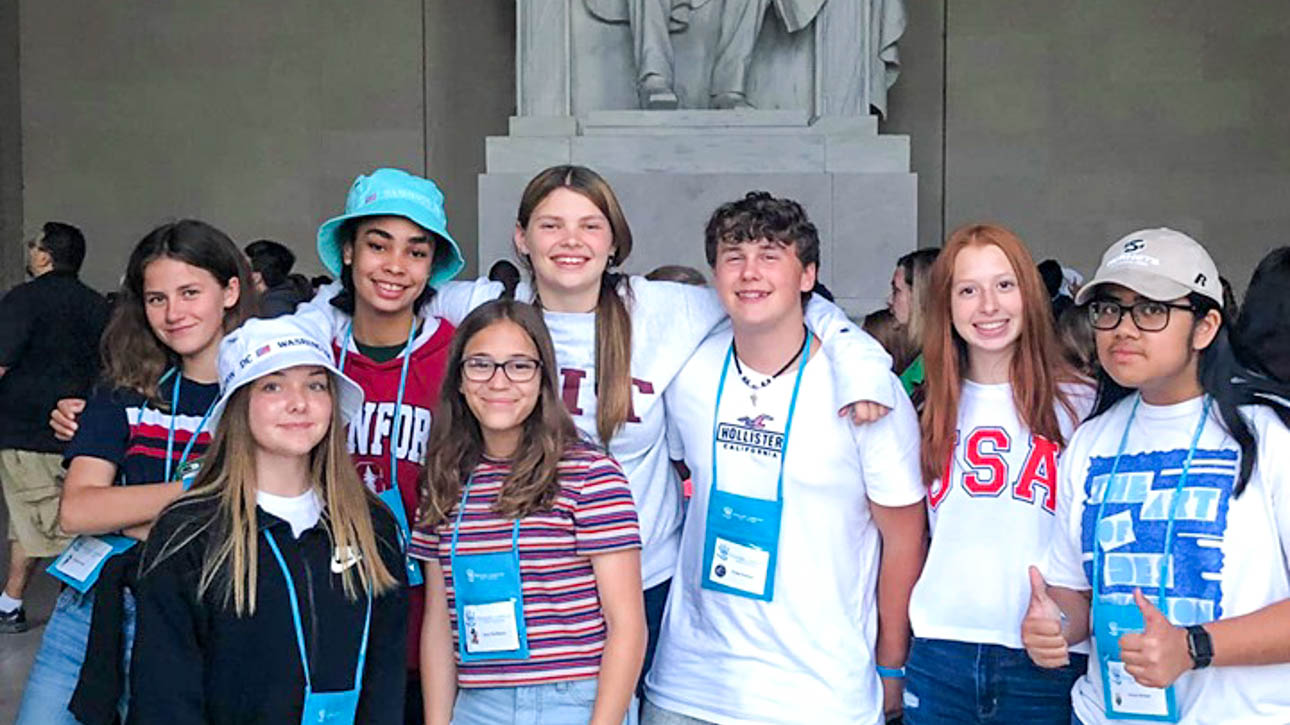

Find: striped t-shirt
409;442;640;687
64;377;218;484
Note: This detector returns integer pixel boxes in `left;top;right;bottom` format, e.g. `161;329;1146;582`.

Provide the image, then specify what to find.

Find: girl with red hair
900;223;1093;724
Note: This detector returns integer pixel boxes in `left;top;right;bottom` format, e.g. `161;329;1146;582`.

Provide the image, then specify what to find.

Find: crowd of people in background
0;163;1288;725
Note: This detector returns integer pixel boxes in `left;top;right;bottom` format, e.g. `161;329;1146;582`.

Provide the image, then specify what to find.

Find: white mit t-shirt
426;276;895;589
646;328;924;725
1043;395;1290;725
910;380;1094;650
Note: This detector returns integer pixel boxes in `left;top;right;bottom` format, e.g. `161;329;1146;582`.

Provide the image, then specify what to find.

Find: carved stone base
478;112;916;316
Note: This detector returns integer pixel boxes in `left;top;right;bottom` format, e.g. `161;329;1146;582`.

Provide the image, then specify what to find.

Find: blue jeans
903;637;1085;725
453;679;637;725
16;587;137;725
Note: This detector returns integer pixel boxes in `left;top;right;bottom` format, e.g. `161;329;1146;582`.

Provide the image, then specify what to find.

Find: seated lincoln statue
582;0;904;114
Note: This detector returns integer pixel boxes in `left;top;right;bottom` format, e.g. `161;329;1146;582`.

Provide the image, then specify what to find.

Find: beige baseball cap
1075;228;1222;306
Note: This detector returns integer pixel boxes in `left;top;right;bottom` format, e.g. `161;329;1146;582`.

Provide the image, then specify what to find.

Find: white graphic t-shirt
646;329;924;724
910;380;1094;650
1044;395;1290;725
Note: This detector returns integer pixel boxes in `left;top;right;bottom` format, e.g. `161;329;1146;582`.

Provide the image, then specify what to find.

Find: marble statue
583;0;905;114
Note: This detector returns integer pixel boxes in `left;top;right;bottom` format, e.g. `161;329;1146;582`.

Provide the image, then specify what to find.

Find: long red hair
919;223;1078;484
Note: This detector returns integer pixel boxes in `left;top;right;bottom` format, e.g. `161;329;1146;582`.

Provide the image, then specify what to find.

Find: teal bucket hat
316;168;466;288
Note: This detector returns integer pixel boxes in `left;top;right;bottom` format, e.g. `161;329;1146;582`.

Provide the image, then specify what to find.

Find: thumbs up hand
1022;566;1070;668
1118;588;1191;688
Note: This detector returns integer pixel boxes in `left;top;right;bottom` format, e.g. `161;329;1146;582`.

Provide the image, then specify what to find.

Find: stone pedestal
478;110;915;316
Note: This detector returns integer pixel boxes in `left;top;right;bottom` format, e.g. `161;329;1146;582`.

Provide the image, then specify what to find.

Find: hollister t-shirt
647;329;923;725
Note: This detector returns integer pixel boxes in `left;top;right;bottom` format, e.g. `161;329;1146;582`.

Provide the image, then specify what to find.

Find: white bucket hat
209;309;363;429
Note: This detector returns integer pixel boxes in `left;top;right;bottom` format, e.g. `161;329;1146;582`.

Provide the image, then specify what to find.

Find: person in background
643;265;706;286
1024;228;1290;725
903;224;1092;725
414;299;643;725
1231;246;1290;383
1039;258;1075;321
486;259;522;298
128;313;407;724
244;239;305;318
1056;303;1098;379
0;222;110;633
863;308;917;375
17;220;254;725
311;274;334;295
888;248;940;403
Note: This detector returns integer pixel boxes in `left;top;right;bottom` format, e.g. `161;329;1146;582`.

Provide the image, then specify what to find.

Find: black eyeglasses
1088;300;1196;332
461;356;542;383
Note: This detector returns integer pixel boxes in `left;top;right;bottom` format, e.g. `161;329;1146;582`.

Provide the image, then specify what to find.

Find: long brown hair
417;299;582;529
515;165;634;445
897;247;940;352
101;220;256;405
919;223;1078;484
144;374;398;615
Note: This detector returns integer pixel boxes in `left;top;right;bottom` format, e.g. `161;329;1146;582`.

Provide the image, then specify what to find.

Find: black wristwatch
1186;624;1213;669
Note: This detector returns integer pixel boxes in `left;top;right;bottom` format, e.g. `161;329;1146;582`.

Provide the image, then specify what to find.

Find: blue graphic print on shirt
1079;447;1238;626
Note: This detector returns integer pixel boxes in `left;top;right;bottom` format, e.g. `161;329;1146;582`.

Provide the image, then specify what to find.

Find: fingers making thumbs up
1118;588;1191;688
1021;566;1070;668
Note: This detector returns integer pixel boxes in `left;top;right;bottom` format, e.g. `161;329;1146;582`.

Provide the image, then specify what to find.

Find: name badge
1095;600;1179;722
377;487;424;588
462;599;522;654
300;689;360;724
707;537;770;597
47;535;138;593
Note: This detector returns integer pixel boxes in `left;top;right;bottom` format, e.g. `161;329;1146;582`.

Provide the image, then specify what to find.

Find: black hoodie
127;494;408;724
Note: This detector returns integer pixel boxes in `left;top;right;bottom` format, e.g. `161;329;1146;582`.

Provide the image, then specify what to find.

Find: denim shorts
903;637;1086;725
15;587;136;725
453;678;637;725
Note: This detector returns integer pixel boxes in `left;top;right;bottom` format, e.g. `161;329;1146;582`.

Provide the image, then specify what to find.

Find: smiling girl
17;220;254;725
1024;228;1290;725
902;224;1091;725
128;314;406;724
412;300;644;725
312;168;468;713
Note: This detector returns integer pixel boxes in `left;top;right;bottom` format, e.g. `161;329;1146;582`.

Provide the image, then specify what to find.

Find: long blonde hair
146;376;397;616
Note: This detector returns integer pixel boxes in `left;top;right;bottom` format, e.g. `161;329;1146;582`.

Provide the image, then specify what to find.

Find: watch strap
1186;624;1213;669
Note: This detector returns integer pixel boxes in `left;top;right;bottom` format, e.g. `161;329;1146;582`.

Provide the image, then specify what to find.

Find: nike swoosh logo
330;547;362;574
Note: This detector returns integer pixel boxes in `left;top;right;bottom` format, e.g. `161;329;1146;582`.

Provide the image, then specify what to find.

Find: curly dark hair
703;191;820;269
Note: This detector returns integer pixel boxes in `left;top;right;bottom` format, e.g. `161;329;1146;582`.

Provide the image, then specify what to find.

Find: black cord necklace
731;325;808;406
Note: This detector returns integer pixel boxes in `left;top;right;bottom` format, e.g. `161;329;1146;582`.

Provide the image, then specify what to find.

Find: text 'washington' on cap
315;168;466;288
209;310;364;429
1075;227;1222;307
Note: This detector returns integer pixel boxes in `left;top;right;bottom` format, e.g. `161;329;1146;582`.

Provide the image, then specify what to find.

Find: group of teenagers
12;161;1290;725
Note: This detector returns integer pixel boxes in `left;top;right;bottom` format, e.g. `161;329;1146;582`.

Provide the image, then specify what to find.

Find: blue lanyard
449;476;522;562
710;333;812;503
136;367;217;482
265;529;372;694
1091;394;1212;604
339;321;417;481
